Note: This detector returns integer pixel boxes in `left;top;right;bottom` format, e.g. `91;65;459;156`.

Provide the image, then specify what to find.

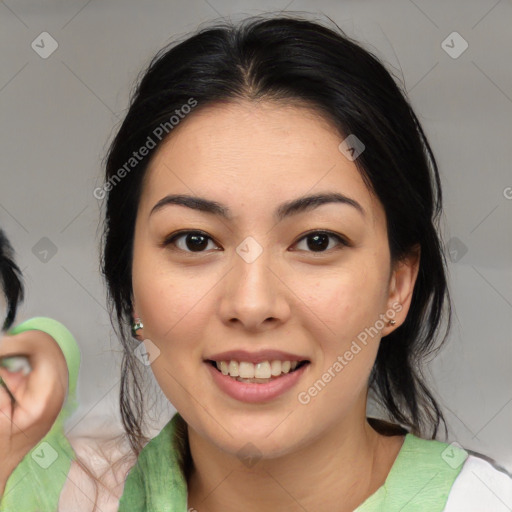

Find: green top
119;413;468;512
0;316;469;511
0;317;81;512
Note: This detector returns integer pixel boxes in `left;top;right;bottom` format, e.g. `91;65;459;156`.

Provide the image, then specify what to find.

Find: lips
205;358;310;403
206;349;308;364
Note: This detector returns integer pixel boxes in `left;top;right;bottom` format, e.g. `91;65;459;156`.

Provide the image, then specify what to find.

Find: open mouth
207;359;310;383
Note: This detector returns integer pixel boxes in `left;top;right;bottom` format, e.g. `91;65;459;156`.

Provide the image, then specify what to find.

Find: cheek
132;241;207;337
295;262;386;342
133;263;211;410
136;276;185;330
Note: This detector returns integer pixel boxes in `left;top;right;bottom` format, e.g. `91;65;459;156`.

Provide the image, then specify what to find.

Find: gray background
1;0;511;471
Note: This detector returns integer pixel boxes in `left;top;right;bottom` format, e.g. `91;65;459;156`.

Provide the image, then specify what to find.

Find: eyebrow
150;192;366;221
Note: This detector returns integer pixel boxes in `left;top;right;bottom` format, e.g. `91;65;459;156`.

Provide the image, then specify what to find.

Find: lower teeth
233;376;277;383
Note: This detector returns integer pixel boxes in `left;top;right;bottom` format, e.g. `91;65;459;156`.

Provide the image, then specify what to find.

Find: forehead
140;100;383;225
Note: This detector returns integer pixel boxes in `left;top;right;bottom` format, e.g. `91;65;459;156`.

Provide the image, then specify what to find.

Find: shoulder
126;412;186;472
443;453;512;511
118;414;189;511
371;433;512;512
397;434;512;510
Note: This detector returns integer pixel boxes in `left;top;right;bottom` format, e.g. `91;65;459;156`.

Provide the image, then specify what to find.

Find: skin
131;100;420;512
0;330;68;497
0;328;134;511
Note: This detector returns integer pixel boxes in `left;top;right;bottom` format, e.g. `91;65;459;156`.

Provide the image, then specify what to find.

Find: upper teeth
215;360;299;379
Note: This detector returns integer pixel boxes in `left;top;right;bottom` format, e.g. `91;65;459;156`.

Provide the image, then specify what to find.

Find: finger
0;355;32;375
0;356;31;400
0;373;21;434
0;331;68;436
0;337;36;412
0;375;16;403
0;357;31;418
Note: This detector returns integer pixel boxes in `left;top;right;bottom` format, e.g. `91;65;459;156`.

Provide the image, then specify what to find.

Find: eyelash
162;229;350;255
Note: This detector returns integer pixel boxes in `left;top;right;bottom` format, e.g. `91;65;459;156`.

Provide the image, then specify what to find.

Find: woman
2;14;511;511
99;14;511;512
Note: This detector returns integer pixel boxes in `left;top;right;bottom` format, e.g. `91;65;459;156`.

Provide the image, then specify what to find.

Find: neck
186;411;403;512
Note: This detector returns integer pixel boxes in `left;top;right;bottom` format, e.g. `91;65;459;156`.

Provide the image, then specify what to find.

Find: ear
382;244;421;336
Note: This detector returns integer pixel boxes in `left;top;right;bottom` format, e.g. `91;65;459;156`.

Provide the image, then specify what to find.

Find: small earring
132;317;144;334
388;319;396;325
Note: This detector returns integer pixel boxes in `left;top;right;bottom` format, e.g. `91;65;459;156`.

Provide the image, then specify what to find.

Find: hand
0;329;69;497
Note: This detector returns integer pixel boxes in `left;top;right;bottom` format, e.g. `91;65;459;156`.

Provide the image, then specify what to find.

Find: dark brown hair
101;14;452;456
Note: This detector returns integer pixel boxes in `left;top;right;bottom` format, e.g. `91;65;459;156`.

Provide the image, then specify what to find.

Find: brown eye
293;231;349;253
164;230;220;253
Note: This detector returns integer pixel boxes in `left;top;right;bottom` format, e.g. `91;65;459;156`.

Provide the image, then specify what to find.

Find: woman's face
132;100;419;458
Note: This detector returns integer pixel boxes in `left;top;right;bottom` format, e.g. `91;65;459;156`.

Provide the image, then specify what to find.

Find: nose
218;244;291;332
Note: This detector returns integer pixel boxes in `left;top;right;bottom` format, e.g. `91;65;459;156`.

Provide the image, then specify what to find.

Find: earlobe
385;244;421;333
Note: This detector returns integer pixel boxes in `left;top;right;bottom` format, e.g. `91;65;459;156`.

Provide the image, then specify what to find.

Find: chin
207;425;302;463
